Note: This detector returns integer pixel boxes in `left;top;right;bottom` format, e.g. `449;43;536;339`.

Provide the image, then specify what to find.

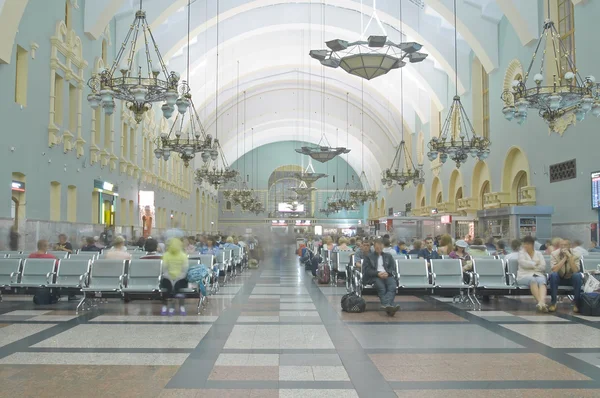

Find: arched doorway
430;177;443;206
471;161;491;210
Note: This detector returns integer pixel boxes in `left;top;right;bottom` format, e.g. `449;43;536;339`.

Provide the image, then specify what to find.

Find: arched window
436;192;443;205
226;201;232;210
516;172;528;204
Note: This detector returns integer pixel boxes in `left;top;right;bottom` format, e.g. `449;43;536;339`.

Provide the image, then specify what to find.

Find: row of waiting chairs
0;256;215;314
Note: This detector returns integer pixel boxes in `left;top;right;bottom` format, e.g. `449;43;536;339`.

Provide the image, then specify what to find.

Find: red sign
441;215;452;224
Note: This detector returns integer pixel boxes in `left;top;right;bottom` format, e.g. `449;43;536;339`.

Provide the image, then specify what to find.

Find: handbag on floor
341;293;366;313
580;292;600;316
317;262;330;284
583;273;600;293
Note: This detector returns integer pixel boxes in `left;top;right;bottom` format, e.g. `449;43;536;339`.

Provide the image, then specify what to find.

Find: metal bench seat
473;258;516;292
396;259;434;290
51;259;90;289
431;259;477;307
121;259;162;294
11;258;57;288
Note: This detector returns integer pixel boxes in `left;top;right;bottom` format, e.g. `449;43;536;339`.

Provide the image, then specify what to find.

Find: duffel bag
33;290;59;305
580;292;600;316
341;293;366;313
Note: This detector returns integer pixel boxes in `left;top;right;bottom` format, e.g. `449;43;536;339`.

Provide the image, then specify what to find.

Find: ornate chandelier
382;141;424;190
350;86;378;204
195;0;238;189
309;0;427;80
500;3;599;132
290;180;316;198
427;0;490;168
295;133;350;163
293;162;327;184
153;86;213;166
87;0;179;123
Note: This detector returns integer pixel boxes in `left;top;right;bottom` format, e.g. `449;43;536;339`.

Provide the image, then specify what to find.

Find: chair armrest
431;272;437;285
46;272;57;285
10;272;20;284
507;273;517;286
79;273;89;287
119;274;127;289
473;272;480;286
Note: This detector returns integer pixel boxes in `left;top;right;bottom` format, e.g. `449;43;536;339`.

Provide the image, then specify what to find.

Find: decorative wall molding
48;20;88;151
502;59;524;106
30;42;39;59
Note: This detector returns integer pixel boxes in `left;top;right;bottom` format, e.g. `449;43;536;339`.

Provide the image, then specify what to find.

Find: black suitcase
580;293;600;316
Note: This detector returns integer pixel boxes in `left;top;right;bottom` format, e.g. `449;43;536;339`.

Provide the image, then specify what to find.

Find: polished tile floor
1;248;600;397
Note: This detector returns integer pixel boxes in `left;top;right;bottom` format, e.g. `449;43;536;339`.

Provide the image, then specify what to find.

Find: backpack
187;264;209;284
341;293;366;313
580;293;600;316
33;290;59;305
317;262;330;284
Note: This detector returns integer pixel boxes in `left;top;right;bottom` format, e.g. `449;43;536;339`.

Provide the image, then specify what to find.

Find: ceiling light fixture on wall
309;0;428;80
154;0;211;166
87;0;180;123
427;0;490;168
500;0;600;133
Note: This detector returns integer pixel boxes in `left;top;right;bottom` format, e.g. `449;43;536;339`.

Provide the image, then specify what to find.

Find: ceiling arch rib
189;76;414;161
493;0;539;46
425;0;499;72
112;0;468;100
169;25;434;126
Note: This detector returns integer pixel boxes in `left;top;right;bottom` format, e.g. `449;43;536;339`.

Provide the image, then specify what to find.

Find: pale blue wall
0;0;209;231
386;0;600;231
220;141;366;220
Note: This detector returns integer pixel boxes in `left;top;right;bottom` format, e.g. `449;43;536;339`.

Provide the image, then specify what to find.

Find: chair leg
76;295;87;313
471;289;481;309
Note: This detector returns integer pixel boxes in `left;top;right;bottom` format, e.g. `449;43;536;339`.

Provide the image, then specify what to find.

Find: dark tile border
388;380;600;389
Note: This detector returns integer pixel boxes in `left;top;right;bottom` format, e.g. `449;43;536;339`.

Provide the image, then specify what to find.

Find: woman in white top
517;236;548;312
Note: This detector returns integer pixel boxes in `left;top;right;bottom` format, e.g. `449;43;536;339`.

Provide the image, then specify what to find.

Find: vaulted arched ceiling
0;0;550;188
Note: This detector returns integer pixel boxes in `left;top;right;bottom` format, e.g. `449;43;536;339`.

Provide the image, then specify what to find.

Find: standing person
517;236;548;312
548;240;583;313
363;239;400;316
418;238;441;261
104;236;131;260
54;234;73;254
160;238;189;316
9;226;19;251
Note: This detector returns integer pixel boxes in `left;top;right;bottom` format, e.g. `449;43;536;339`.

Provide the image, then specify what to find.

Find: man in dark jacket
363;239;400;316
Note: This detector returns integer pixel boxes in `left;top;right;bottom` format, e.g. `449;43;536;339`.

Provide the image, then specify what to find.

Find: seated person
493;240;508;256
449;240;473;280
505;239;521;262
80;236;102;252
548;239;583;313
54;234;73;254
104;236;132;260
468;238;488;257
29;240;57;259
517;236;548;312
336;237;353;252
572;240;589;258
141;238;161;259
395;240;408;255
418;238;441;261
382;237;396;255
407;240;422;256
160;238;189;316
354;240;371;268
362;239;400;316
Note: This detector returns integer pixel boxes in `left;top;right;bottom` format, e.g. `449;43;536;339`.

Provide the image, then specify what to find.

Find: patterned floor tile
500;323;600;348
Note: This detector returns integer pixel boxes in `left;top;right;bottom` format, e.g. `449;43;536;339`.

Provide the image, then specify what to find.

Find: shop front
93;180;118;226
